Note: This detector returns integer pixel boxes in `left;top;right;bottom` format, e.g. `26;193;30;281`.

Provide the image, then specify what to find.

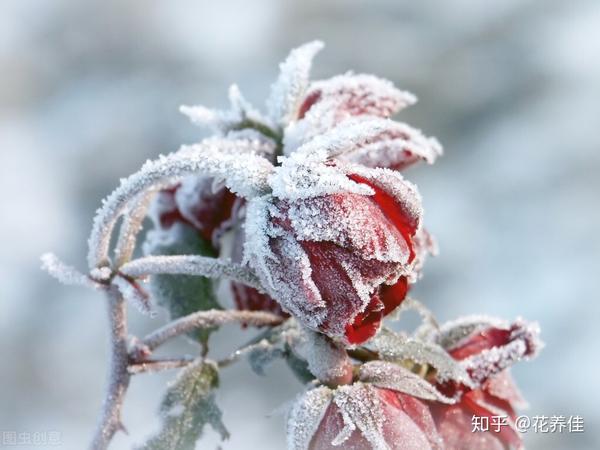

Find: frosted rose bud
287;383;443;450
151;176;238;245
247;163;423;345
430;319;542;450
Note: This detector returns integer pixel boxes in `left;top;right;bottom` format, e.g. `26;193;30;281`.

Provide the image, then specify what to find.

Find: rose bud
245;159;424;345
286;74;442;171
287;382;443;450
148;175;239;251
429;318;542;450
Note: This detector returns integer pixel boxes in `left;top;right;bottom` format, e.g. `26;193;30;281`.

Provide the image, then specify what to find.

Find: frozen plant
42;41;541;450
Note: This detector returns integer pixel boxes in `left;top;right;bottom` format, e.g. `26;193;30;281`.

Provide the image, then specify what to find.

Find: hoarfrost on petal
461;320;542;385
331;384;387;449
307;73;416;120
435;315;510;351
359;361;454;404
286;194;411;264
267;41;324;126
286;386;333;450
271;152;374;201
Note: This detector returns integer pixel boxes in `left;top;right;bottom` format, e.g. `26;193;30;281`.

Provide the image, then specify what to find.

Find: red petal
298;90;322;119
348;174;418;263
231;283;288;318
380;276;409;316
449;328;513;360
345;294;384;345
462;390;522;448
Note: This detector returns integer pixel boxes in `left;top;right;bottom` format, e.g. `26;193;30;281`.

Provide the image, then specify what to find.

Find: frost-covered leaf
284;343;315;384
287;386;333;450
87;138;274;269
181;84;276;139
368;328;473;386
246;339;285;376
139;360;228;450
144;223;221;345
267;41;324;126
239;320;313;382
359;361;454;404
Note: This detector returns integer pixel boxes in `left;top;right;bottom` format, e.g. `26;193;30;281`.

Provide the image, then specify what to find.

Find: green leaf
139;360;229;450
147;223;221;345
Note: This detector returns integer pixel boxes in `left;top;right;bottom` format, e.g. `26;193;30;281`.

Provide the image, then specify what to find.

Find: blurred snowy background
1;0;599;449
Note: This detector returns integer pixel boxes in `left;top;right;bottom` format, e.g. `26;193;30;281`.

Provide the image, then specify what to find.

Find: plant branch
90;287;131;450
128;356;195;375
113;192;155;267
119;255;264;292
140;310;285;353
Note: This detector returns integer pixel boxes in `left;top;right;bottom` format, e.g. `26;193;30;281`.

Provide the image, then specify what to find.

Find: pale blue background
1;1;598;449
